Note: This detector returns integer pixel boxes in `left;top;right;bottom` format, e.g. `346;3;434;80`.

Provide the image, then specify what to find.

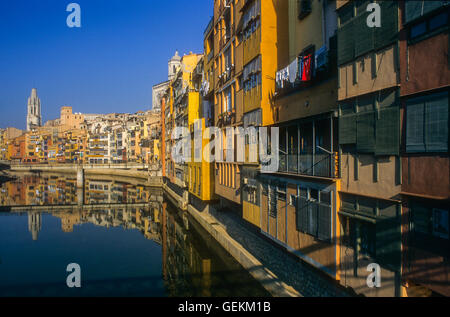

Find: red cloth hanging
301;54;312;81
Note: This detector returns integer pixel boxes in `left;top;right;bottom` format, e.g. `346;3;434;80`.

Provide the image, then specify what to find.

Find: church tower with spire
27;88;42;131
168;50;181;81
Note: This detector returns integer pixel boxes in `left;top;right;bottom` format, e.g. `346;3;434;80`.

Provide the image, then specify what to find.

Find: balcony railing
278;152;339;179
275;36;337;98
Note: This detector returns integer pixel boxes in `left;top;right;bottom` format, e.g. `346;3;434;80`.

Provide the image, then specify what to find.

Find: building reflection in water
0;175;268;297
28;212;41;241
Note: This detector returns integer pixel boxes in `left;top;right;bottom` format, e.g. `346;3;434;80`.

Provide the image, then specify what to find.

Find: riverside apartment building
159;0;449;297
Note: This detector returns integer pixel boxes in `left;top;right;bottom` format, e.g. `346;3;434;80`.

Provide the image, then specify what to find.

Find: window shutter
378;89;397;108
298;0;312;20
425;92;448;152
405;1;424;24
355;11;374;57
269;184;277;218
405;0;448;24
375;106;400;156
406;101;425;152
357;112;376;153
339;114;357;144
297;197;309;232
374;1;398;50
338;20;354;66
412;203;431;234
318;204;332;242
423;1;449;17
376;217;401;270
307;202;318;236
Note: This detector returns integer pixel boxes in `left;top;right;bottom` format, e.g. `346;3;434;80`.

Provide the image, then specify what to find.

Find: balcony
275;38;337;99
276;116;339;179
278;152;339;179
217;111;235;127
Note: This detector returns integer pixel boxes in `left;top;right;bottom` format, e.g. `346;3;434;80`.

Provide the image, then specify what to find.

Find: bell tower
27;88;42;131
168;51;181;81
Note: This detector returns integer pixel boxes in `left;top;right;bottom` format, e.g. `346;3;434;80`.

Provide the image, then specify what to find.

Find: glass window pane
433;209;449;239
410;22;427;38
429;12;448;31
425;92;448;152
406;100;425;152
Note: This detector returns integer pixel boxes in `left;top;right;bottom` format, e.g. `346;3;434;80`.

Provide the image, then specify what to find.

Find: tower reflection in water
0;175;269;297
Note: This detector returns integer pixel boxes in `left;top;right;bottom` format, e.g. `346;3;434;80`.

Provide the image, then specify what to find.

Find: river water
0;173;269;297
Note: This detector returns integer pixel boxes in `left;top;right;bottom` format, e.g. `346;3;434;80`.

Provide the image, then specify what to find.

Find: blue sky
0;0;213;130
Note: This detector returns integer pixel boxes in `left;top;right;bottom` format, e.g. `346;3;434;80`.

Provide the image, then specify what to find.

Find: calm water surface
0;174;269;297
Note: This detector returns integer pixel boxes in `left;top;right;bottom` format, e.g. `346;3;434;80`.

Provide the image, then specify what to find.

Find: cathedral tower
168;50;181;81
27;88;42;131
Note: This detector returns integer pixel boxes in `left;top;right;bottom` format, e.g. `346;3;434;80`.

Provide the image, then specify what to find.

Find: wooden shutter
357;112;375;153
297;197;309;232
406;101;425;152
405;1;447;24
376;217;401;270
425;92;448;152
339;114;357;144
269;184;277;218
412;203;431;234
307;201;318;236
374;1;398;50
375;106;400;156
378;89;397;108
405;1;424;24
355;11;374;57
338;20;354;66
318;204;332;242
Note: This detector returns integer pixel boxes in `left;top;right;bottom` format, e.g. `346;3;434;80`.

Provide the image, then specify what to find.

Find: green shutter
308;202;318;237
318;204;332;242
374;1;398;50
375;106;400;156
338;20;355;66
297;197;309;232
339;114;357;144
412;203;431;234
405;1;424;24
405;1;448;24
355;11;374;57
406;100;425;152
357;112;376;153
378;89;397;108
423;1;448;17
425;92;448;152
376;216;401;270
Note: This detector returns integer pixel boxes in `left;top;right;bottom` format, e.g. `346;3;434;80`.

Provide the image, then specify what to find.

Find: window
406;91;448;153
429;11;448;30
433;209;449;239
242;0;260;40
298;0;312;20
243;56;262;92
338;1;398;65
297;187;332;241
224;87;232;113
277;182;286;202
409;10;449;41
405;0;449;24
413;204;450;240
339;90;400;156
410;21;427;38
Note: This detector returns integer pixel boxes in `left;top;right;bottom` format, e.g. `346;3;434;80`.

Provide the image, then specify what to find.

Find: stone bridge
3;162;162;188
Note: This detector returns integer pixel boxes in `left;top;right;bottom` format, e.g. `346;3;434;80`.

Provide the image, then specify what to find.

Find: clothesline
275;46;328;90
